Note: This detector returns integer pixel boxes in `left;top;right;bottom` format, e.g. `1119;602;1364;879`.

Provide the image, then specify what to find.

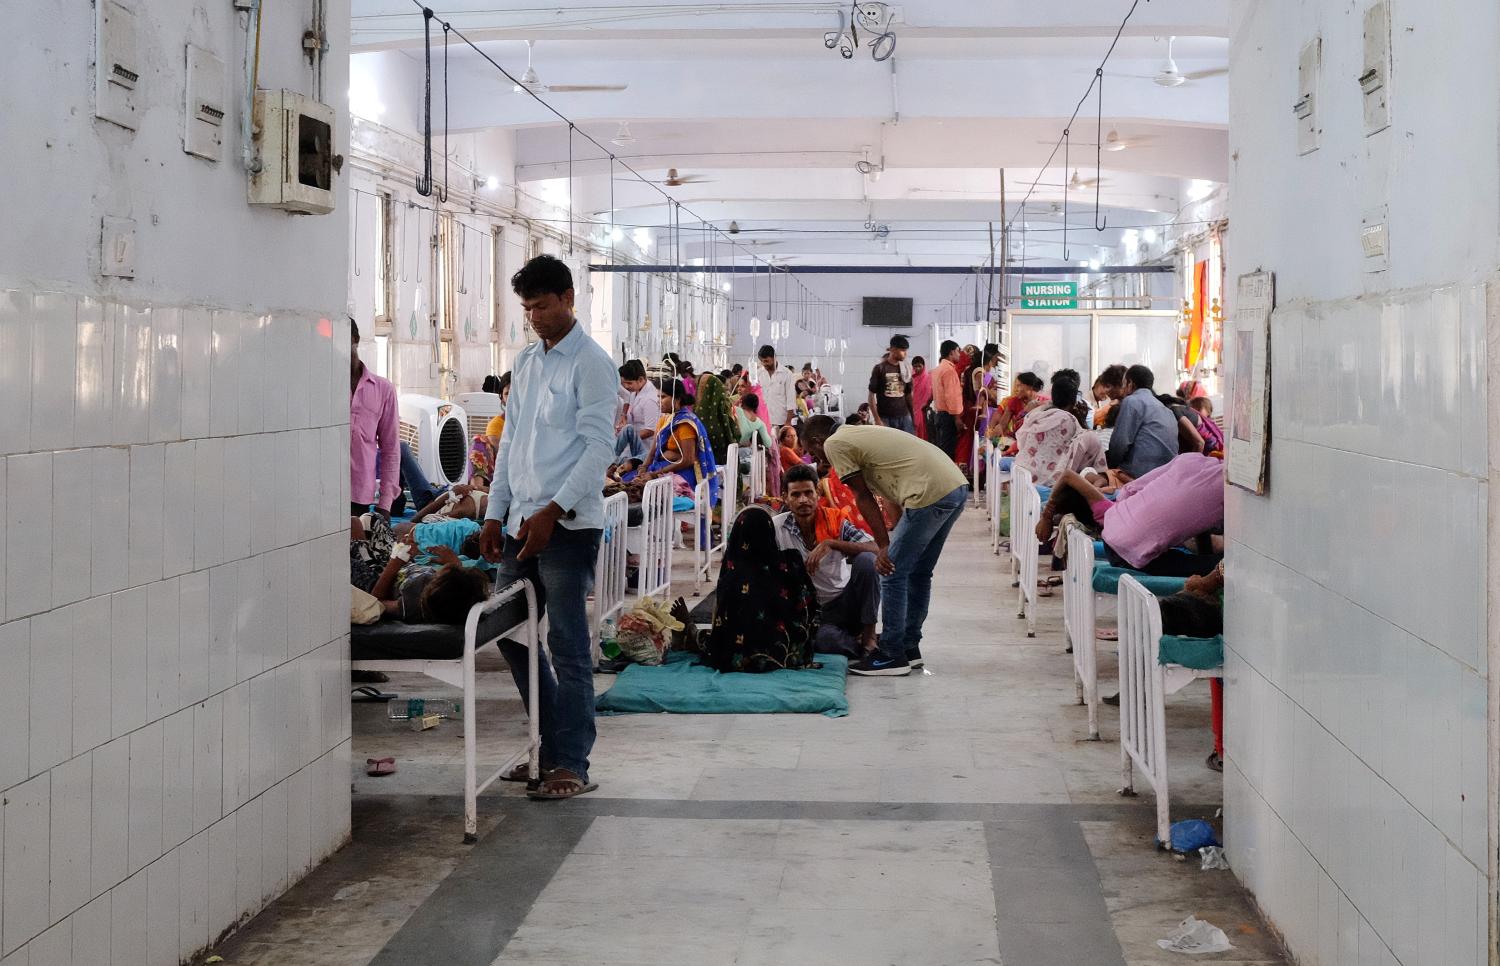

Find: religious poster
1226;270;1273;493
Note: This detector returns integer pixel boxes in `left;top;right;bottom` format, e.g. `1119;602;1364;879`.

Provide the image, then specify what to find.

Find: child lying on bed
367;533;492;625
407;482;488;523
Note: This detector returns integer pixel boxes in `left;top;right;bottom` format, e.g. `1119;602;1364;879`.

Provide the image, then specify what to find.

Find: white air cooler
455;391;503;439
398;394;471;487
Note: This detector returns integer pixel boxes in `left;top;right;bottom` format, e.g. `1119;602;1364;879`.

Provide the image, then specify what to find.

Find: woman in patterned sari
703;505;820;673
628;378;720;505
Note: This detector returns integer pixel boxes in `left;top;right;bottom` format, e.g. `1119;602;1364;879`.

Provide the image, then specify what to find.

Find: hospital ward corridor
2;0;1497;964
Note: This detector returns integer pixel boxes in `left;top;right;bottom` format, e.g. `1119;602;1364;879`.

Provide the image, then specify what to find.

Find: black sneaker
849;655;912;677
905;648;924;669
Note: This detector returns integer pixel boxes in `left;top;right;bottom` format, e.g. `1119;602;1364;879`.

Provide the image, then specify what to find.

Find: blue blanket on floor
596;651;850;717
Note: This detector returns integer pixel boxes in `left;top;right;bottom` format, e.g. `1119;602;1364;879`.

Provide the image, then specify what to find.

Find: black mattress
351;591;530;661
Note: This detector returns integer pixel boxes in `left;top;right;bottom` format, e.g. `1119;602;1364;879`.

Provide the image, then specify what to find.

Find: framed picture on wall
1226;270;1273;493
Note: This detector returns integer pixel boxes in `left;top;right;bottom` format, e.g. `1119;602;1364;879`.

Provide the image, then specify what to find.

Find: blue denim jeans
494;525;602;781
882;413;916;435
614;425;649;461
877;484;968;661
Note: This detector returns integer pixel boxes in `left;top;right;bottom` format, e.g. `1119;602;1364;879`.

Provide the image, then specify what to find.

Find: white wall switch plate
95;0;140;130
101;216;137;278
184;44;226;161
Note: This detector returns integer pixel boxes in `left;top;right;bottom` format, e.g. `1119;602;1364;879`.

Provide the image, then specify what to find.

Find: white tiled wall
0;293;352;964
1226;1;1495;963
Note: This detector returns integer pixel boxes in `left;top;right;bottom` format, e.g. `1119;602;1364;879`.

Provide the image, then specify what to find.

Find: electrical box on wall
101;216;137;278
248;89;340;215
1361;205;1389;273
95;0;140;130
1294;37;1321;156
1361;1;1392;136
184;44;226;161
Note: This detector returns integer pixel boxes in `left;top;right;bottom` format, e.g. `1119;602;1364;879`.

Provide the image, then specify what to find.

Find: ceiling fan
513;41;629;94
1035;129;1157;152
661;167;713;187
1121;37;1228;87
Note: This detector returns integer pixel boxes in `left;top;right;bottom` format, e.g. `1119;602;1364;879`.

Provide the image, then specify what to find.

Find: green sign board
1020;281;1078;310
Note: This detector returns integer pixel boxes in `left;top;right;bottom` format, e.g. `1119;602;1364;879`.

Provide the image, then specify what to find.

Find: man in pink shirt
350;319;400;518
1039;453;1223;576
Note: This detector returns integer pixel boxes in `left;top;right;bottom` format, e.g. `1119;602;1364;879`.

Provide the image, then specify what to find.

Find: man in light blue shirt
480;255;617;801
1105;364;1179;480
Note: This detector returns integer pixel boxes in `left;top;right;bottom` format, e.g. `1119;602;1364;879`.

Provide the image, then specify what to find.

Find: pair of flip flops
365;757;397;777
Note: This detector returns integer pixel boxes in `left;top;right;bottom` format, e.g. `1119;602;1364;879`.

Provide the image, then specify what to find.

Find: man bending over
802;416;968;676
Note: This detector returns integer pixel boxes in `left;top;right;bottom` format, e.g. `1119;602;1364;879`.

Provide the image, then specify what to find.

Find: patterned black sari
703;506;821;673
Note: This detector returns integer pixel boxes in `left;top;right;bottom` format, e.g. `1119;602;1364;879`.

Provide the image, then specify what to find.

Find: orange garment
933;360;964;415
821;469;871;533
813;504;855;543
653;415;697;463
779;445;805;474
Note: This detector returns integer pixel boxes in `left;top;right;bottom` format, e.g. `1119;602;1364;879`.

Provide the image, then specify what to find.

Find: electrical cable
401;1;840;330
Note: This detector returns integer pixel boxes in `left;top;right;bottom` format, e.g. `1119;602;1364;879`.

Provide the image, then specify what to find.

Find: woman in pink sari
910;356;933;439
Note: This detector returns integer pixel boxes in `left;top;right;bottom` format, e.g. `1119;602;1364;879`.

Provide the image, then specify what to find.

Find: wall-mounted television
862;296;913;327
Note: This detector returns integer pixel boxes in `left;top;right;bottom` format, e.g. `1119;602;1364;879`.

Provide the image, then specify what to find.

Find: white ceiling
350;0;1228;266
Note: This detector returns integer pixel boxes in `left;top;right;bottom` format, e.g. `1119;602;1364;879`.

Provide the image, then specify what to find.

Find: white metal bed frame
1117;573;1224;847
351;578;540;843
1064;527;1104;741
970;431;983;507
689;443;737;587
1008;465;1031;581
987;446;1006;555
593;491;630;659
1016;483;1040;638
633;475;675;602
748;439;767;503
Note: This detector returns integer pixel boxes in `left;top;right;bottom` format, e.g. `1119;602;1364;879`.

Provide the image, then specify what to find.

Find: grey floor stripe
986;819;1127;966
368;809;595;966
370;797;1149;965
472;794;1218;824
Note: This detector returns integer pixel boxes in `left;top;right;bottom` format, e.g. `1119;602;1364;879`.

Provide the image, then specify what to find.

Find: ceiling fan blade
676;176;714;183
1184;67;1229;81
543;83;629;93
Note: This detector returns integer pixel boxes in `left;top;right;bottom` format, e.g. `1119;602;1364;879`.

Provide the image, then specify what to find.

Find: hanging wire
436;21;451;203
352;191;362;276
1062;129;1071;261
395;0;842;320
414;8;435;196
1094;67;1108;231
1003;0;1145;237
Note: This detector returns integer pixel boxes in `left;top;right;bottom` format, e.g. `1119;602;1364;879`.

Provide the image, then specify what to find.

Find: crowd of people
349;252;1228;796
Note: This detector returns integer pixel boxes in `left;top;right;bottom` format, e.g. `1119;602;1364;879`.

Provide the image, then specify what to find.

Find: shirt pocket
541;377;574;428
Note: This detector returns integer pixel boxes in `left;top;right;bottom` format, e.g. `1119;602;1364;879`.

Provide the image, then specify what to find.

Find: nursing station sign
1019;281;1078;309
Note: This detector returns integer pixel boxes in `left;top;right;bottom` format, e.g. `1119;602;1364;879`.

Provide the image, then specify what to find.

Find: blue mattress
1090;564;1188;597
597;652;850;717
1158;635;1224;670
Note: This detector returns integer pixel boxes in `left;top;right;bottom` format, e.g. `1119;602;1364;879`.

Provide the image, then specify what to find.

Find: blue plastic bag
1164;818;1220;854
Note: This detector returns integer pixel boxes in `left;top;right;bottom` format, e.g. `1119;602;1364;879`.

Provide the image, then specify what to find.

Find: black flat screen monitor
862;296;913;327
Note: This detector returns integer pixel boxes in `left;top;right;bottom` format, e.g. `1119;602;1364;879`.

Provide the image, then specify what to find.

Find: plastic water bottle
600;617;622;660
387;696;462;720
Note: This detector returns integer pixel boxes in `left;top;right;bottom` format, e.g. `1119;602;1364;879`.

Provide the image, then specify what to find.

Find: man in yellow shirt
803;416;968;676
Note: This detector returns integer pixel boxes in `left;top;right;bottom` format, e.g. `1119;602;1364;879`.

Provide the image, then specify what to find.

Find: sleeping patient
350;516;492;624
406;482;488;524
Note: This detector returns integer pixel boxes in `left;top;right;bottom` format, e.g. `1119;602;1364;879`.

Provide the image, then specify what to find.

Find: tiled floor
210;507;1287;966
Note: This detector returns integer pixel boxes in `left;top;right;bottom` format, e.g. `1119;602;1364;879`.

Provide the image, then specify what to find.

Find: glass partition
1008;314;1091;387
1097;313;1179;377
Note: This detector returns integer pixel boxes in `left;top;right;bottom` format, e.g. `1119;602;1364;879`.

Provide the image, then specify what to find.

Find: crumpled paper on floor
1199;846;1230;870
1157;915;1233;954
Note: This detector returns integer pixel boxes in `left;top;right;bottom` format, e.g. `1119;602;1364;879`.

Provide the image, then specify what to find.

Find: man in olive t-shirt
803;417;968;676
867;334;915;434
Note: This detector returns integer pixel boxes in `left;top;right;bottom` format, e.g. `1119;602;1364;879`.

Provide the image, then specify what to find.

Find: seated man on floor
774;464;881;659
1037;452;1224;578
